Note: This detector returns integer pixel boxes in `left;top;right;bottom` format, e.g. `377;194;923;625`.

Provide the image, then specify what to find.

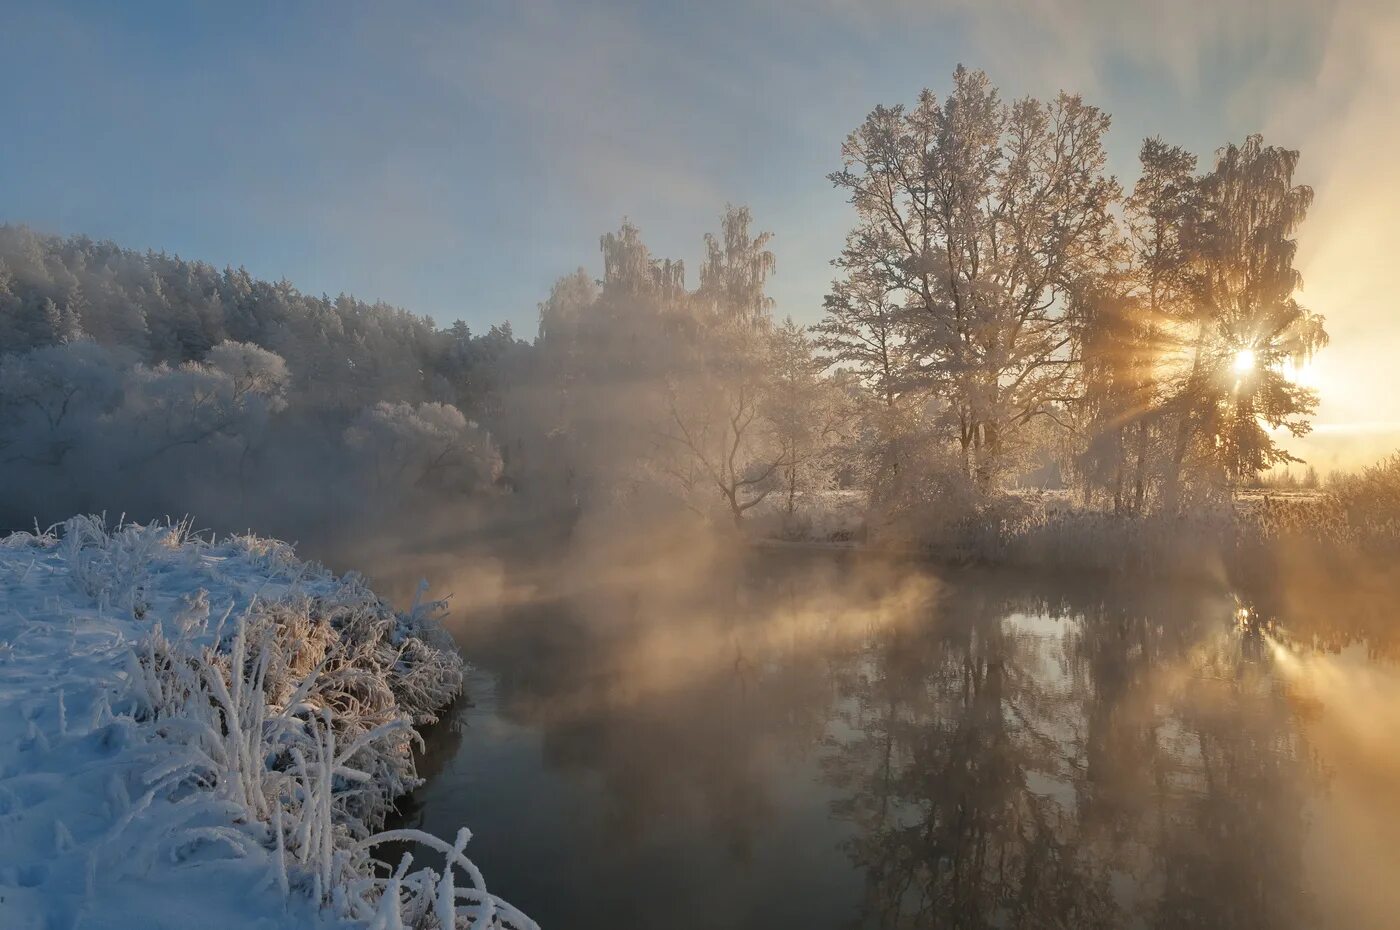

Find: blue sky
5;0;1398;465
0;1;1330;329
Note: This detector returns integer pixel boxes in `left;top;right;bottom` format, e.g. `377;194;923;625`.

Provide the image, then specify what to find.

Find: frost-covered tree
830;67;1119;487
1077;140;1197;512
767;318;850;517
117;341;290;482
1159;136;1328;509
664;315;785;525
204;340;292;404
127;342;287;449
0;341;126;468
343;401;501;494
1072;135;1328;513
816;246;919;494
524;223;689;510
0;340;296;525
663;208;789;525
525;208;792;526
814;261;908;411
695;205;775;327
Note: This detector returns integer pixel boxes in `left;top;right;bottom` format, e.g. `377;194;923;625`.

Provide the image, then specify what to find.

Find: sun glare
1233;348;1257;374
1284;358;1323;390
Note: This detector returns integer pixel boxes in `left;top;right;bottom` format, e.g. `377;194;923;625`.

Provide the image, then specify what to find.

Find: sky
2;0;1396;468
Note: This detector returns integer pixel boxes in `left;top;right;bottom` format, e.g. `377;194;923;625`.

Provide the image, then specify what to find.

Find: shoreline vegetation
743;485;1400;658
0;516;535;930
748;485;1394;569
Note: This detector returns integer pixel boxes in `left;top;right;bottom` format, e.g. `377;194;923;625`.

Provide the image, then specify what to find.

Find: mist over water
379;545;1399;930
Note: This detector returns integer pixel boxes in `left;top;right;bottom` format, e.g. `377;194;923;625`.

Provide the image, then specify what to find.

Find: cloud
390;2;736;217
821;0;1331;98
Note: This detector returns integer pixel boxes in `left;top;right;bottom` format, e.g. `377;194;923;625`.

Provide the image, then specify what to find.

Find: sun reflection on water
1261;626;1400;930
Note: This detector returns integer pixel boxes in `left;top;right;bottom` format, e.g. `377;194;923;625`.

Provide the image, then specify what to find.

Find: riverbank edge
0;516;533;930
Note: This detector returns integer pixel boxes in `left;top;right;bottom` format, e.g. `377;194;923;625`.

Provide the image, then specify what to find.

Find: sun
1233;348;1256;375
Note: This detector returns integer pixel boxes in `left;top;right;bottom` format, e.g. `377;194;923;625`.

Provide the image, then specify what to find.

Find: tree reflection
823;574;1317;929
411;551;1331;928
458;550;856;854
1145;621;1311;930
824;579;1118;928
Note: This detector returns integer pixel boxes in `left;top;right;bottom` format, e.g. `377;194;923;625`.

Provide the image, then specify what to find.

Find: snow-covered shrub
746;489;867;542
0;516;533;930
992;505;1238;576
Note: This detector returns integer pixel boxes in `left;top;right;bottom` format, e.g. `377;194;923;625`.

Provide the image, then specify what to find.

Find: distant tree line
0;224;524;416
0;225;517;541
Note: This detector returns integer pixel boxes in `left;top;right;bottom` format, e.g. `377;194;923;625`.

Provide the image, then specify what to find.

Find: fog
6;10;1400;929
361;534;1400;928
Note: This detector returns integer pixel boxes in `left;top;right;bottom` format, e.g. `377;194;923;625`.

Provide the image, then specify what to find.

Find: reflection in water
1265;638;1400;929
827;580;1312;929
387;549;1397;929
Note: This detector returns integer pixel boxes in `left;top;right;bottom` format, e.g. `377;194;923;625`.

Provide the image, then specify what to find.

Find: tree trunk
1131;421;1149;514
1111;429;1125;515
975;421;1000;492
1163;321;1209;515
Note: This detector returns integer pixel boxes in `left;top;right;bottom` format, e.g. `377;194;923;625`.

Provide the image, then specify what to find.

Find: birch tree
1160;135;1328;508
664;207;788;525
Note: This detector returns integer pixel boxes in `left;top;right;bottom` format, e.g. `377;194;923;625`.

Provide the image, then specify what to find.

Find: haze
4;0;1396;469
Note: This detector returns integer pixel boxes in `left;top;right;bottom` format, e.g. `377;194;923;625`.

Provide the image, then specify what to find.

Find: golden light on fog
1284;358;1323;389
1233;347;1257;375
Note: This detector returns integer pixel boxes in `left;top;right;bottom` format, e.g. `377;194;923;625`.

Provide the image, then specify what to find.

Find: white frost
0;516;534;930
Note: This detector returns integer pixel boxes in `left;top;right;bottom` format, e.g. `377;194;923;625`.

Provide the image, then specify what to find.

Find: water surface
388;549;1400;929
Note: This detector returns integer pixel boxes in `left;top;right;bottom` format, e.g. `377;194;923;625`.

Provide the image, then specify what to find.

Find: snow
0;516;534;930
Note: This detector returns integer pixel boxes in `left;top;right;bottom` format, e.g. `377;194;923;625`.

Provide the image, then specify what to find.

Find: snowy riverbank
0;516;533;930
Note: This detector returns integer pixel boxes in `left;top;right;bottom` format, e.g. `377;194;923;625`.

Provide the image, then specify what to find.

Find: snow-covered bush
0;516;534;930
747;489;867;542
0;340;509;549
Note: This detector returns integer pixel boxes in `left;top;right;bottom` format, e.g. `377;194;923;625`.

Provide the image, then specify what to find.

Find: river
385;547;1400;929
